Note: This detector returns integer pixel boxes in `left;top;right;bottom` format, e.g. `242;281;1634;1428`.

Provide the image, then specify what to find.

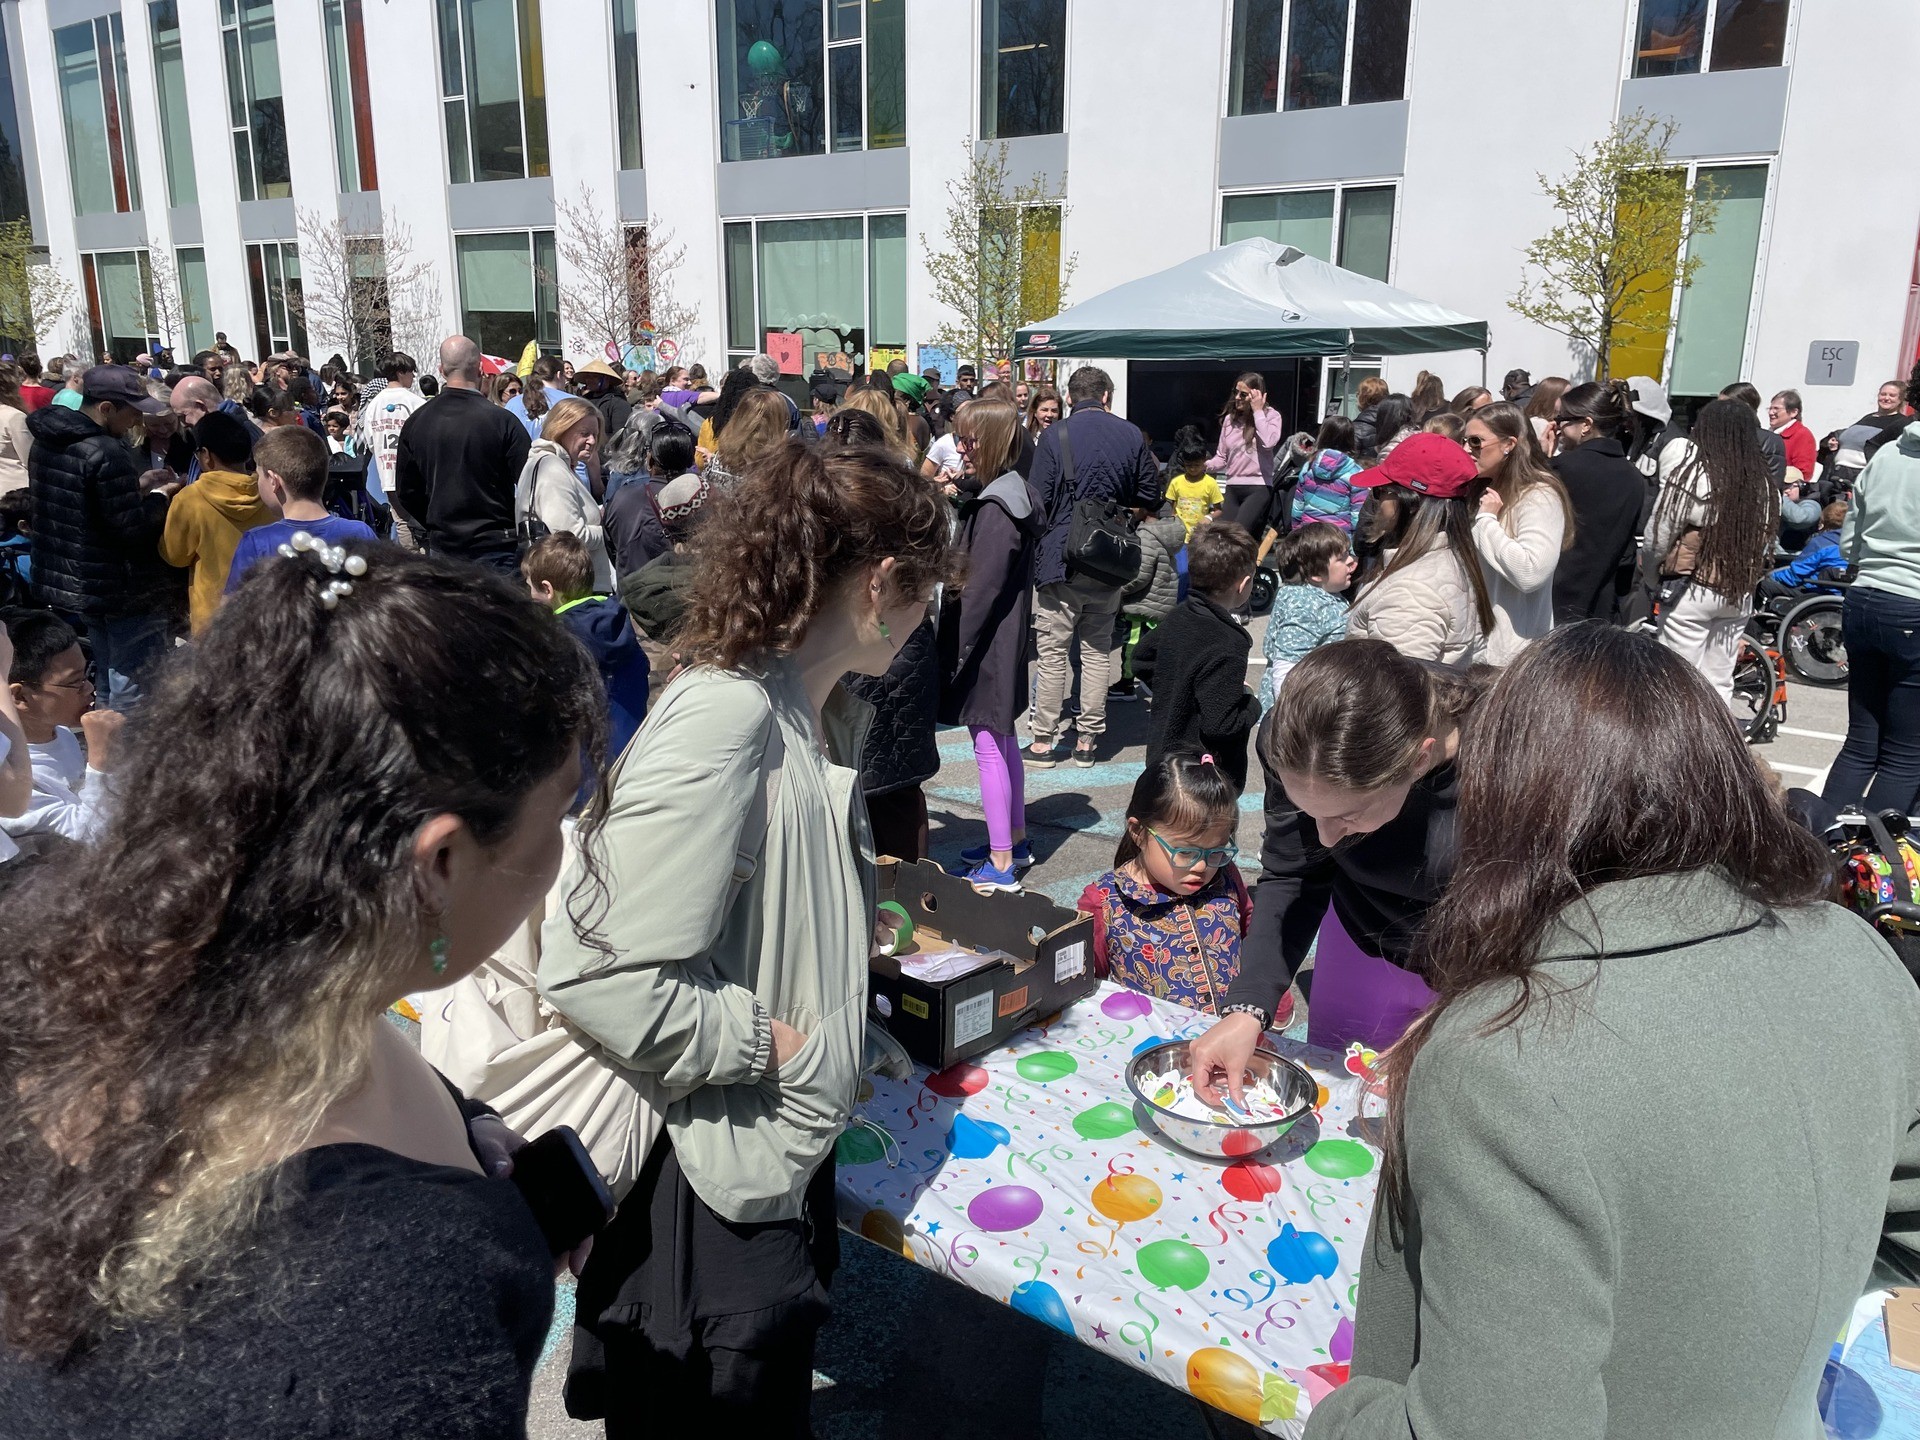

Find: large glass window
323;0;378;192
717;0;902;162
1631;0;1789;78
1228;0;1410;115
981;0;1064;139
149;2;196;207
612;0;642;170
722;213;906;372
455;230;558;358
220;0;288;202
0;25;31;226
1221;184;1396;282
1669;164;1768;397
56;16;141;216
81;250;159;363
438;0;549;184
246;240;305;358
177;247;213;356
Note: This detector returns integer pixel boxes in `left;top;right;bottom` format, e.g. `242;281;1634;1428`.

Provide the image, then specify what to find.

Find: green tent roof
1014;239;1489;360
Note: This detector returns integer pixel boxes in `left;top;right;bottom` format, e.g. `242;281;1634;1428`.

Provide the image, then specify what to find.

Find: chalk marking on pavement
1776;726;1846;743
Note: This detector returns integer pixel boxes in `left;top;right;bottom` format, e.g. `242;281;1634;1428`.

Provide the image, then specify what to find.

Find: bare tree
0;219;81;354
298;207;443;370
144;245;194;355
549;186;700;362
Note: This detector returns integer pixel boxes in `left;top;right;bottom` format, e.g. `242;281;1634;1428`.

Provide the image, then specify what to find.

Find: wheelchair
1748;568;1850;688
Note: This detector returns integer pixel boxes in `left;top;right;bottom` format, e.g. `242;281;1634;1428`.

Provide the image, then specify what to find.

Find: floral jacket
1079;863;1252;1015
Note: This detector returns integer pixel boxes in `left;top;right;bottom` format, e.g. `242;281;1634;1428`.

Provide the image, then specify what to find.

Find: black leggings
1823;585;1920;814
1220;485;1272;534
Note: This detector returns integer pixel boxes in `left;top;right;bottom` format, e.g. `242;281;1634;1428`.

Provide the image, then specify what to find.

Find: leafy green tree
1509;112;1721;381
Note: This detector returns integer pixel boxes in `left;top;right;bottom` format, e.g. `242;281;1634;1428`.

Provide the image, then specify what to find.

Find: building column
14;0;82;354
114;0;175;354
175;0;251;356
635;1;721;368
539;0;621;363
903;1;974;374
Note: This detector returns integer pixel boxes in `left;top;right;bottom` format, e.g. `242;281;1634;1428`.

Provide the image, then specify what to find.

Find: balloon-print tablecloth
834;982;1386;1436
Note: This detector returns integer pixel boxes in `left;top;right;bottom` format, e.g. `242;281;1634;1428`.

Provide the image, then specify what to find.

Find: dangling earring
878;619;892;640
430;934;450;975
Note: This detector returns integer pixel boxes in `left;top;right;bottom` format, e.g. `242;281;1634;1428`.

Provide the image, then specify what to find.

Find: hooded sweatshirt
1290;449;1366;532
158;469;272;631
555;594;650;761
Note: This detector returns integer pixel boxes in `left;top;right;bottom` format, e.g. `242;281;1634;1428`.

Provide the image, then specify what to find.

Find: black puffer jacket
28;405;173;615
843;617;941;797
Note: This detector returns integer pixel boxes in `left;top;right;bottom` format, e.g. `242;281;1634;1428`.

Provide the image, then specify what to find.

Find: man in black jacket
27;365;178;710
394;336;531;575
1143;520;1260;791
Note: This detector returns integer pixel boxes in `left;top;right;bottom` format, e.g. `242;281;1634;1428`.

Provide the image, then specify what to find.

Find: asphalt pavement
527;626;1850;1439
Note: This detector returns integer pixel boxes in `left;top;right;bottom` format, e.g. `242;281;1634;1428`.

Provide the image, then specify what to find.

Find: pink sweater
1207;405;1286;487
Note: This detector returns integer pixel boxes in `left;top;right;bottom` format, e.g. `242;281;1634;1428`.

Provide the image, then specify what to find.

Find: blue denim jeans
1823;585;1920;813
79;609;173;712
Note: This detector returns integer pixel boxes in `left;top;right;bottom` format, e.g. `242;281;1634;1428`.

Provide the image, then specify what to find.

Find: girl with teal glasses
1079;753;1294;1030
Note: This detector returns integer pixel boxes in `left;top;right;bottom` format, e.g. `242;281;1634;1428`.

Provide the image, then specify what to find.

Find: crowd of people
0;330;1918;1440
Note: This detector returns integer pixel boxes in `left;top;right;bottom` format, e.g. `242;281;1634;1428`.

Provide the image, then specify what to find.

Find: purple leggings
970;727;1026;853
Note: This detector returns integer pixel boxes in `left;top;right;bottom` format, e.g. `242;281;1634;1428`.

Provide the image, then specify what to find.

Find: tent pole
1479;347;1488;390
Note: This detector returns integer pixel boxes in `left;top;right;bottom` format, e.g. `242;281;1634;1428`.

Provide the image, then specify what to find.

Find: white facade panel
635;0;722;367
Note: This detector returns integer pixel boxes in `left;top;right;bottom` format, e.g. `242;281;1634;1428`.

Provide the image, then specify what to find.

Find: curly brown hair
676;440;959;671
0;545;608;1358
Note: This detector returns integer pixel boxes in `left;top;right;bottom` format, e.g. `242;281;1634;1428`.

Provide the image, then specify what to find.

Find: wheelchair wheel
1731;634;1783;744
1780;595;1847;686
1249;565;1278;617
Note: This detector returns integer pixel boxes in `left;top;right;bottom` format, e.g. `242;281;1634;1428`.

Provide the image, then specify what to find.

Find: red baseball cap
1352;432;1479;500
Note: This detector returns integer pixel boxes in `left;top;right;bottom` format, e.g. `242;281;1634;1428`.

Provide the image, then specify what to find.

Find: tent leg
1480;348;1488;390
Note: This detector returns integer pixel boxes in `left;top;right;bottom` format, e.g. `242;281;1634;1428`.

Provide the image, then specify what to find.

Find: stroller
1796;793;1920;986
1247;433;1316;616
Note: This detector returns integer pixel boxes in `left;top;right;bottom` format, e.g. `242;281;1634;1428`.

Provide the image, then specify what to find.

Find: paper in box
868;858;1099;1069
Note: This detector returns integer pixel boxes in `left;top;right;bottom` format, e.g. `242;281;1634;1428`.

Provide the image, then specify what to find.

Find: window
455;230;558;358
177;247;214;356
246;240;306;358
0;23;31;225
148;2;196;207
323;0;378;192
1220;184;1397;282
721;213;907;372
220;0;289;202
1227;0;1411;115
981;0;1064;139
1631;0;1789;78
55;16;141;216
438;0;549;184
612;0;642;170
80;250;159;363
1669;164;1768;396
716;0;904;162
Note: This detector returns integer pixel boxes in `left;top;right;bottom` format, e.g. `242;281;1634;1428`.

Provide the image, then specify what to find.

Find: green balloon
1072;1101;1138;1141
1015;1051;1079;1083
747;39;783;75
836;1126;887;1166
1303;1138;1376;1179
1136;1237;1210;1291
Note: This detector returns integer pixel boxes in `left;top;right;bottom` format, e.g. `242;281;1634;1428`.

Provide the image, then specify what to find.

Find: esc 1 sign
1807;341;1860;387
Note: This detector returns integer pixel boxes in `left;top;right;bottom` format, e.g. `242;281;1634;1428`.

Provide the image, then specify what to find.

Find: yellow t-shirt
1166;473;1224;536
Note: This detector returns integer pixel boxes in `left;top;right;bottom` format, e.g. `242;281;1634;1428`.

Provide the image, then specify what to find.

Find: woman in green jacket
1307;622;1920;1440
540;441;955;1435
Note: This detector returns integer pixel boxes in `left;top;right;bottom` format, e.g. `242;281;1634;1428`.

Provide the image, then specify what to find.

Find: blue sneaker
963;859;1023;894
958;840;1035;872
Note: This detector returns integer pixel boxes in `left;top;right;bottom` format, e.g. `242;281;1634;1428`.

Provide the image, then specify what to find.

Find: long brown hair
840;386;911;460
1218;371;1266;441
1357;485;1497;635
1379;624;1832;1229
1652;397;1779;598
1466;400;1576;551
676;440;958;671
954;398;1021;479
1025;384;1062;438
1259;638;1493;795
1521;376;1568;426
714;388;791;470
0;548;608;1357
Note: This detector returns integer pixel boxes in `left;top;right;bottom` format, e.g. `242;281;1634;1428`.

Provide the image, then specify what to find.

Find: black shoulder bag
1058;418;1142;588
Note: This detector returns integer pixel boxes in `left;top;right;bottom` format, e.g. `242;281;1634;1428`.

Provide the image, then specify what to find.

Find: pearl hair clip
277;529;368;609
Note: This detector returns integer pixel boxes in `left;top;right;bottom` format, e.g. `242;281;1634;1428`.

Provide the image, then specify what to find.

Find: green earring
430;935;449;975
878;620;891;640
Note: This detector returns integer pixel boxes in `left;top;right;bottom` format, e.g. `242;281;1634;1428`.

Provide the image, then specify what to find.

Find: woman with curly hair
1649;396;1779;703
0;544;608;1436
539;441;957;1435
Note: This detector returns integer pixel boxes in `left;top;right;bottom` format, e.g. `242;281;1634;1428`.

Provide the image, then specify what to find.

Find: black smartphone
506;1126;616;1257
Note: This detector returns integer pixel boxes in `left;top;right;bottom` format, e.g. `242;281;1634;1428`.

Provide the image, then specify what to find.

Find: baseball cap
1353;432;1479;500
81;364;167;414
1624;375;1672;425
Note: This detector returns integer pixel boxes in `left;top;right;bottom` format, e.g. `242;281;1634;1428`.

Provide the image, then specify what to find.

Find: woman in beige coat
1462;400;1572;664
539;442;955;1436
516;398;612;590
1346;433;1493;668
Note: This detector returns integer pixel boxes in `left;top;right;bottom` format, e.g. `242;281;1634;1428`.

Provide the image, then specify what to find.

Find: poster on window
917;345;958;385
867;346;905;375
764;331;804;375
816;350;855;378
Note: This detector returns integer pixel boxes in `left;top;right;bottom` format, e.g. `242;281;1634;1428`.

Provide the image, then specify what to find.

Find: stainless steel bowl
1125;1037;1317;1161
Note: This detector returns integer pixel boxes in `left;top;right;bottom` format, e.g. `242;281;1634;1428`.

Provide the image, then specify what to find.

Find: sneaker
964;859;1023;894
1106;680;1140;702
959;840;1035;872
1273;991;1297;1031
1072;737;1098;768
1025;739;1066;769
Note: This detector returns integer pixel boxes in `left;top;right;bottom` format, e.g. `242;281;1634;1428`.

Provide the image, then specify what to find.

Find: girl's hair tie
1199;753;1215;765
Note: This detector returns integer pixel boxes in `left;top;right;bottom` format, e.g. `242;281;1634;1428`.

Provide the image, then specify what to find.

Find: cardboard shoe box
868;857;1099;1070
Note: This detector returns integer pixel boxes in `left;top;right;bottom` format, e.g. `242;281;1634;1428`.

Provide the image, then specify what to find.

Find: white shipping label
1054;941;1087;984
952;990;994;1049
